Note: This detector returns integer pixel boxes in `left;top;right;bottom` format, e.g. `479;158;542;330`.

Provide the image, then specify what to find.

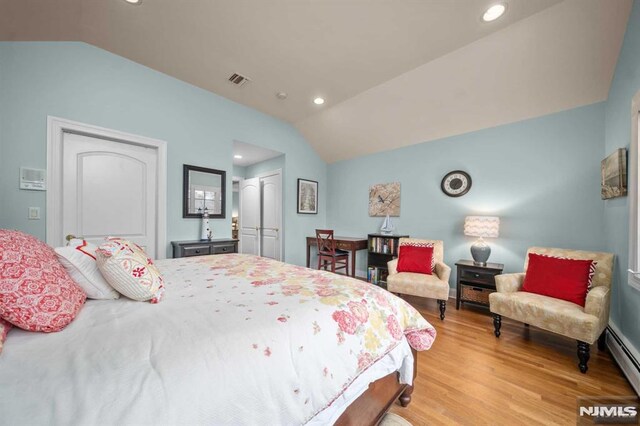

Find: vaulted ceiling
0;0;632;162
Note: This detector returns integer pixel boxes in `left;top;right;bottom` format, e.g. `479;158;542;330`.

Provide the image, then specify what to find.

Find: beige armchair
489;247;614;373
387;239;451;320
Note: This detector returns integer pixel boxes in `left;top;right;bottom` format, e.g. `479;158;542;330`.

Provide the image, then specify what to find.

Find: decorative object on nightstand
367;233;409;287
455;260;504;310
171;239;238;258
464;216;500;265
380;214;395;235
200;207;212;241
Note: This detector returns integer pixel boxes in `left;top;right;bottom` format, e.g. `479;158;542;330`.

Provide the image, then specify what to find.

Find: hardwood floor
389;296;635;425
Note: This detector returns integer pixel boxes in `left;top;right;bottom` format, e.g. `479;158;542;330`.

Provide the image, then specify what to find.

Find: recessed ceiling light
482;3;506;22
124;0;142;5
313;97;325;105
276;92;288;100
234;155;243;159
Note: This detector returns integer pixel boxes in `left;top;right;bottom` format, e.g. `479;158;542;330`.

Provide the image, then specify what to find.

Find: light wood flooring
388;296;635;425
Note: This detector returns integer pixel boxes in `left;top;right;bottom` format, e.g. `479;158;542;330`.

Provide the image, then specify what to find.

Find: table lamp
464;216;500;265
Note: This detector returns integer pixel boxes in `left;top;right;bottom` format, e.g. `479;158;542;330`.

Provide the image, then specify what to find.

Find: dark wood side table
455;260;504;310
171;239;238;258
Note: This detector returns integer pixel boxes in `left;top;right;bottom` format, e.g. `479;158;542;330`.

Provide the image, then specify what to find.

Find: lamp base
470;241;491;266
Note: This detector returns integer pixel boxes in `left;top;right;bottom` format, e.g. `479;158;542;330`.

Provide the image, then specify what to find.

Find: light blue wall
232;165;246;179
327;103;606;279
0;42;327;266
604;1;640;348
245;155;285;179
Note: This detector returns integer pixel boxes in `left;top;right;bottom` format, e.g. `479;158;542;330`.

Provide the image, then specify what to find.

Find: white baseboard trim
607;321;640;396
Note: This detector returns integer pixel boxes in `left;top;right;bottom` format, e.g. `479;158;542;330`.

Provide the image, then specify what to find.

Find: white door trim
46;116;168;258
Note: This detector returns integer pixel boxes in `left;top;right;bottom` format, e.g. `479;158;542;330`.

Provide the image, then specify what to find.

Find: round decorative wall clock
441;170;472;197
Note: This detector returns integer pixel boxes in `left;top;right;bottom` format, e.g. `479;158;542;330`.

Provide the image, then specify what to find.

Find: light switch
28;207;40;220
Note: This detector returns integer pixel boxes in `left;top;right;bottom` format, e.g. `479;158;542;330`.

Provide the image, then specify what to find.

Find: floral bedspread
161;254;436;424
0;253;436;426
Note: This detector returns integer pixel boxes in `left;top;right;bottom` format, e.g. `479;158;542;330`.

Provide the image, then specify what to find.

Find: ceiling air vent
228;73;251;87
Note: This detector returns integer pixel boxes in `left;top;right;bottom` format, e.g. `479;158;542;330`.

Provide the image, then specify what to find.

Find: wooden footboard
334;348;418;426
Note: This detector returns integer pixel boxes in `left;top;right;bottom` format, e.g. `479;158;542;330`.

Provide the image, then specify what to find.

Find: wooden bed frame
335;348;418;425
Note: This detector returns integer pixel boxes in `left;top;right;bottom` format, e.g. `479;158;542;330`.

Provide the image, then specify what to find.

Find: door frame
46;116;168;258
238;168;284;261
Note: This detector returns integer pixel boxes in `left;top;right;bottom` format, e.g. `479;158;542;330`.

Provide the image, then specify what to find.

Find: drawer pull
195;249;200;254
474;273;480;278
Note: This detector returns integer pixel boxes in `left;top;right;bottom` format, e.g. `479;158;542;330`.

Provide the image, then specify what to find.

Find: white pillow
55;239;119;300
96;238;164;303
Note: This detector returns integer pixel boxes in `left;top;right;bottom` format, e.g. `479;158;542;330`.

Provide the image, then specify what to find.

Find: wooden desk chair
316;229;350;276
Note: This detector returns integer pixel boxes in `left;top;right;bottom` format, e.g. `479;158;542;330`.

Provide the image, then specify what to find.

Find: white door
60;132;159;257
260;173;282;261
239;177;260;255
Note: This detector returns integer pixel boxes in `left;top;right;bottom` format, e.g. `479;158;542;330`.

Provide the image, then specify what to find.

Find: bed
0;254;435;425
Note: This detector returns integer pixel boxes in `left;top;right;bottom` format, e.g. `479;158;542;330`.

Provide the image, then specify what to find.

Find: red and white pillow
0;229;87;333
522;253;597;307
397;241;435;274
55;239;119;300
0;318;11;354
96;238;164;303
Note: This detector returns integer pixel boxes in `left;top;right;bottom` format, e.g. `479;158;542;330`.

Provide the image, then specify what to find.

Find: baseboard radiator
607;324;640;396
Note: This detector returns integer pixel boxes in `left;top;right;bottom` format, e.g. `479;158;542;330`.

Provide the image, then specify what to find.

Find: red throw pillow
397;245;434;275
522;253;595;306
0;230;86;332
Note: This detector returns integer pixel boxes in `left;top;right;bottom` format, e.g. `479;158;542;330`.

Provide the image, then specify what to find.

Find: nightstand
455;260;504;310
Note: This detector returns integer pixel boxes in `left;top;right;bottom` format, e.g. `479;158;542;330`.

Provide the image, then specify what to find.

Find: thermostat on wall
20;167;46;191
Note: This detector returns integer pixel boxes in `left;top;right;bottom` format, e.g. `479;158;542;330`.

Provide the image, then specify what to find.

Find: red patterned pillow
0;318;11;354
397;245;434;274
399;241;436;272
0;230;87;332
522;253;596;307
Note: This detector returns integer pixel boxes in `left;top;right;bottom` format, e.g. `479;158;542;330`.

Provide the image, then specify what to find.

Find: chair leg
437;300;446;321
577;341;590;374
598;331;607;351
493;314;502;338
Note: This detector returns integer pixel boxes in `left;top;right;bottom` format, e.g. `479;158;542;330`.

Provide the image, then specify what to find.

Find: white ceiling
298;0;633;162
0;0;632;163
233;140;283;167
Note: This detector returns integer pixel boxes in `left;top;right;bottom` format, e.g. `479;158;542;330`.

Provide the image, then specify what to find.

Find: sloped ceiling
0;0;632;162
297;0;633;162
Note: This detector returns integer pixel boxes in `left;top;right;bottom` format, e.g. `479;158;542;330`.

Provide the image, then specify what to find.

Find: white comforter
0;254;435;425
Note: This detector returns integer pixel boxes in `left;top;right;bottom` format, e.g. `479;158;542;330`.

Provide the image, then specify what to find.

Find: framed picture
297;178;318;214
601;148;627;200
369;182;401;217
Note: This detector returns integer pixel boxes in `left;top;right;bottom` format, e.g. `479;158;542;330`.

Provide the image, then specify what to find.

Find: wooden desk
306;236;368;277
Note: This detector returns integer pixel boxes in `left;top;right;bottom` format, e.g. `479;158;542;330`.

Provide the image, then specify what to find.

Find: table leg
351;249;356;278
306;243;311;268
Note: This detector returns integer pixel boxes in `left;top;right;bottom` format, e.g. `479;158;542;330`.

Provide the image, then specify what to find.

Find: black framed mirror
183;164;226;219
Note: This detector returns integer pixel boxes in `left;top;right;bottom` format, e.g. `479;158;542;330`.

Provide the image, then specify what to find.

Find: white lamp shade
464;216;500;238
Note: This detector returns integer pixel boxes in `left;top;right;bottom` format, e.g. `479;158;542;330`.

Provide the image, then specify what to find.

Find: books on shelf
367;266;388;285
368;236;399;256
367;266;380;285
